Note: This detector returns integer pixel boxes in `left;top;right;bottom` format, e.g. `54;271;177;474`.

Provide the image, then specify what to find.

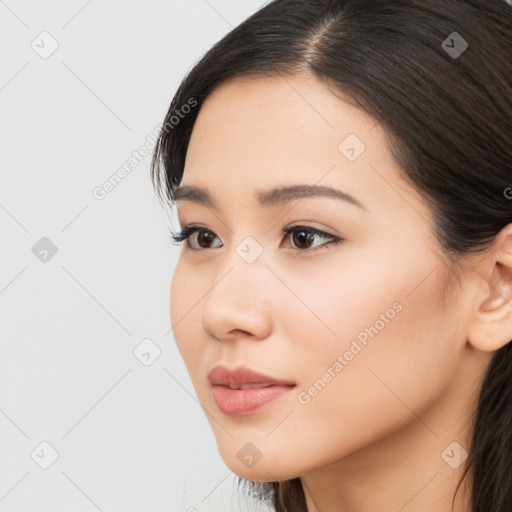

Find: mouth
222;382;280;390
211;384;296;416
207;364;296;416
207;364;295;387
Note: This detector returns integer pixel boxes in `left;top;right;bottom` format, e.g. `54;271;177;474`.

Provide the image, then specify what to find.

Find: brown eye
291;229;315;250
282;225;342;252
196;230;217;248
171;226;222;250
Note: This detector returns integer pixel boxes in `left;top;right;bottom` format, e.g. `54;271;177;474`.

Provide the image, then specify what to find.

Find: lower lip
211;384;295;416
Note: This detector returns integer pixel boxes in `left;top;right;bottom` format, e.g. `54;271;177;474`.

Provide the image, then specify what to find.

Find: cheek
169;263;204;372
282;265;459;463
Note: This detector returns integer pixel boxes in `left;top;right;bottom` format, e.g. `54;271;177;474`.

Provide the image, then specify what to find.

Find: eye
171;225;222;250
281;224;342;251
170;224;343;252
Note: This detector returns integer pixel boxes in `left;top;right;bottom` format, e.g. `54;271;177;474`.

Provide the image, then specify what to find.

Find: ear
467;224;512;352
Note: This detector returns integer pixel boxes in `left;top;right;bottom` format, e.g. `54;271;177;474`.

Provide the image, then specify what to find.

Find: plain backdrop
0;1;271;511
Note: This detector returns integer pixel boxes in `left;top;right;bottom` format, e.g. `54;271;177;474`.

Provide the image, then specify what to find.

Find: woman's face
170;73;475;481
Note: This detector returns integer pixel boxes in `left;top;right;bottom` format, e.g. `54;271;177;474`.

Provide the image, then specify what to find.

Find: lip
208;365;296;416
208;365;295;387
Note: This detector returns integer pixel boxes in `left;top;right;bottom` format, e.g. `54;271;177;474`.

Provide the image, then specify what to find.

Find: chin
219;450;300;482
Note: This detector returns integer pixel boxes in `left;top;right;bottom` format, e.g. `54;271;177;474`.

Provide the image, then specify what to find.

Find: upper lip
207;365;295;388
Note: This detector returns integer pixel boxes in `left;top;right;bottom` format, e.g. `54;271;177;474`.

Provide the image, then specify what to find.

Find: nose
200;251;273;343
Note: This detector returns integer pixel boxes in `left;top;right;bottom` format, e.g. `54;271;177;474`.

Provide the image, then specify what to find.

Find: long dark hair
150;1;512;510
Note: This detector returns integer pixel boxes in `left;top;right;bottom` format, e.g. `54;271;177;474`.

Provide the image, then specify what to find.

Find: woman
150;1;512;510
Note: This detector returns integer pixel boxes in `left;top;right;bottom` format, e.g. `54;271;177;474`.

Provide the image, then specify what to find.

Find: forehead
186;73;378;166
181;73;426;220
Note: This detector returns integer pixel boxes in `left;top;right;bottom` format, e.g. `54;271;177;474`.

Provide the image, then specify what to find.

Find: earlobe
467;226;512;353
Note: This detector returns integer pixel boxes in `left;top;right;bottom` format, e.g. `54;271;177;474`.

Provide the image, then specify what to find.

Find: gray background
0;1;270;511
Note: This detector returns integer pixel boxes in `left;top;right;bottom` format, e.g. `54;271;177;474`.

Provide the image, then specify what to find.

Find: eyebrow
173;184;367;211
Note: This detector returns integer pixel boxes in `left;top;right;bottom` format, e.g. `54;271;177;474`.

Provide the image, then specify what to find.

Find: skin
169;72;512;512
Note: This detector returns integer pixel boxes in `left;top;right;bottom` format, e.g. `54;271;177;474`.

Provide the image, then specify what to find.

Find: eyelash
170;224;343;253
